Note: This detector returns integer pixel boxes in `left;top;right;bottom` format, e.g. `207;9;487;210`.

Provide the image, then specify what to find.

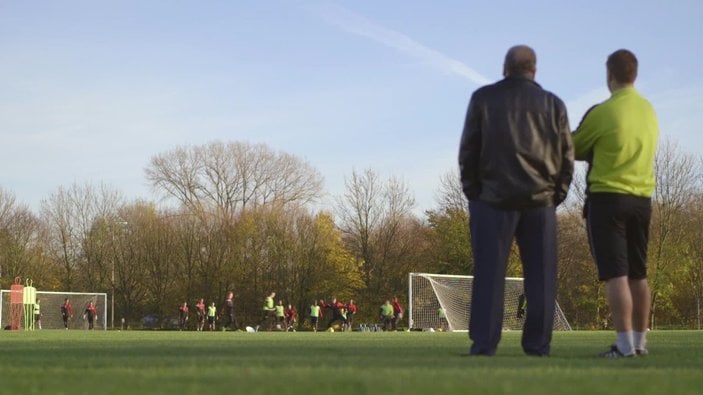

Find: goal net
408;273;571;332
1;290;108;330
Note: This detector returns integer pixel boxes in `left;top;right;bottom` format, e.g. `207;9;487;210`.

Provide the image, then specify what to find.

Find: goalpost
1;290;108;330
408;273;571;332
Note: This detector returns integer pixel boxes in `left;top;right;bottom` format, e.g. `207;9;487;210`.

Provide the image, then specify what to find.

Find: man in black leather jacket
458;45;573;356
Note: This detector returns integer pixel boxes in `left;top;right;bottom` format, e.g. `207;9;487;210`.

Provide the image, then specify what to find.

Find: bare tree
561;163;589;217
336;169;381;289
336;168;416;296
40;182;122;290
375;176;416;290
686;188;703;329
146;146;204;213
649;139;700;328
0;188;17;225
0;188;43;287
145;141;324;218
434;169;467;214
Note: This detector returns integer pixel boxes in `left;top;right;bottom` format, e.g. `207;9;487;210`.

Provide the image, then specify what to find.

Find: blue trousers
468;200;557;356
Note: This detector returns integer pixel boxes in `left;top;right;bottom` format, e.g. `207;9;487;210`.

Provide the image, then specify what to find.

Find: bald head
503;45;536;79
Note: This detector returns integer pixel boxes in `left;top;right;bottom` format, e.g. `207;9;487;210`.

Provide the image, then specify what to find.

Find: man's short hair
504;45;536;77
607;49;638;84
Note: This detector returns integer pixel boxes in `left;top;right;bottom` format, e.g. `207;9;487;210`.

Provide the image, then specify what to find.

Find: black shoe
599;345;635;358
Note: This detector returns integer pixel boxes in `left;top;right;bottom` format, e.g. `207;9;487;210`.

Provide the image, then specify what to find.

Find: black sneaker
599;345;635;358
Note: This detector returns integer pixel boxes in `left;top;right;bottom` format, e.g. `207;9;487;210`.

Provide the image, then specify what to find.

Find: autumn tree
424;170;471;275
0;188;46;288
656;151;703;328
288;211;364;322
648;139;699;327
40;182;122;291
682;192;703;328
335;168;417;303
555;209;605;328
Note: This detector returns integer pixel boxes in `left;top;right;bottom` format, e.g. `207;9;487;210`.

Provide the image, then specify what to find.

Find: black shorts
586;193;651;281
310;317;318;325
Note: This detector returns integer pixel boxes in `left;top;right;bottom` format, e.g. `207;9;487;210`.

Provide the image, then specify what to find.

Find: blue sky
2;0;702;213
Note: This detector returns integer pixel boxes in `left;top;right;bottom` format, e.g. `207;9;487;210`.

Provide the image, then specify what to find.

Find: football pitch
1;330;702;395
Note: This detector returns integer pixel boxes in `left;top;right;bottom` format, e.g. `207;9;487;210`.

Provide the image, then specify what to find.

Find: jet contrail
307;2;493;86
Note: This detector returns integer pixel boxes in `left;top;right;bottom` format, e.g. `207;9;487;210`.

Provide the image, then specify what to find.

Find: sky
2;0;702;214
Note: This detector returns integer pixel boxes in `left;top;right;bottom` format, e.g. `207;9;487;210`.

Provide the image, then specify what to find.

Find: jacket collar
502;75;541;88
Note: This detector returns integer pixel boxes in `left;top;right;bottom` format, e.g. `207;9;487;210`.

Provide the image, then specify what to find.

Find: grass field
1;330;702;395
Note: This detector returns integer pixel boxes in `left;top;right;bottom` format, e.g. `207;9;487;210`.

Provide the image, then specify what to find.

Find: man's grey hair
504;45;537;78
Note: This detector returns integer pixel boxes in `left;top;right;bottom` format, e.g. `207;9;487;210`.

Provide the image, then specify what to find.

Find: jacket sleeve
554;99;574;206
458;93;482;201
571;105;600;161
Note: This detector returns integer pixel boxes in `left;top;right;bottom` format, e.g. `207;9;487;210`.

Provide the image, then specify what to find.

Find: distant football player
207;302;217;331
195;298;206;332
392;296;404;331
257;292;276;331
285;303;297;332
84;302;98;330
380;300;394;331
61;298;73;329
324;297;347;331
275;300;286;330
309;300;321;332
178;302;189;330
221;291;239;331
34;298;42;330
345;299;358;332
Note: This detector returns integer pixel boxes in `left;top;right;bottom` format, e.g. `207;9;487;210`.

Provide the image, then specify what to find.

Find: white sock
616;331;635;356
633;331;647;351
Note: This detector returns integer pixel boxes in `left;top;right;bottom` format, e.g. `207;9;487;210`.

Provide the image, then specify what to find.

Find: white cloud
306;1;492;86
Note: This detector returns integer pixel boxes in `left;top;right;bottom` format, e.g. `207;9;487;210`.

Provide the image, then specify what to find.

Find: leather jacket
459;76;574;209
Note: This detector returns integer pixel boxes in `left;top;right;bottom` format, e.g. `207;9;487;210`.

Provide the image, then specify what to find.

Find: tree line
1;140;701;329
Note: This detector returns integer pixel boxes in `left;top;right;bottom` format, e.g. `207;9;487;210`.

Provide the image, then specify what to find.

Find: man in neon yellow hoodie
572;49;658;358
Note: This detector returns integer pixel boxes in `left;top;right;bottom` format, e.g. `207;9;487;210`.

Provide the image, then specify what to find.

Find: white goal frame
1;290;108;330
408;272;571;332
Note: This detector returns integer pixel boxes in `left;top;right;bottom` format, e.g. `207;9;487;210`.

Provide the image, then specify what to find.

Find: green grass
1;330;702;395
